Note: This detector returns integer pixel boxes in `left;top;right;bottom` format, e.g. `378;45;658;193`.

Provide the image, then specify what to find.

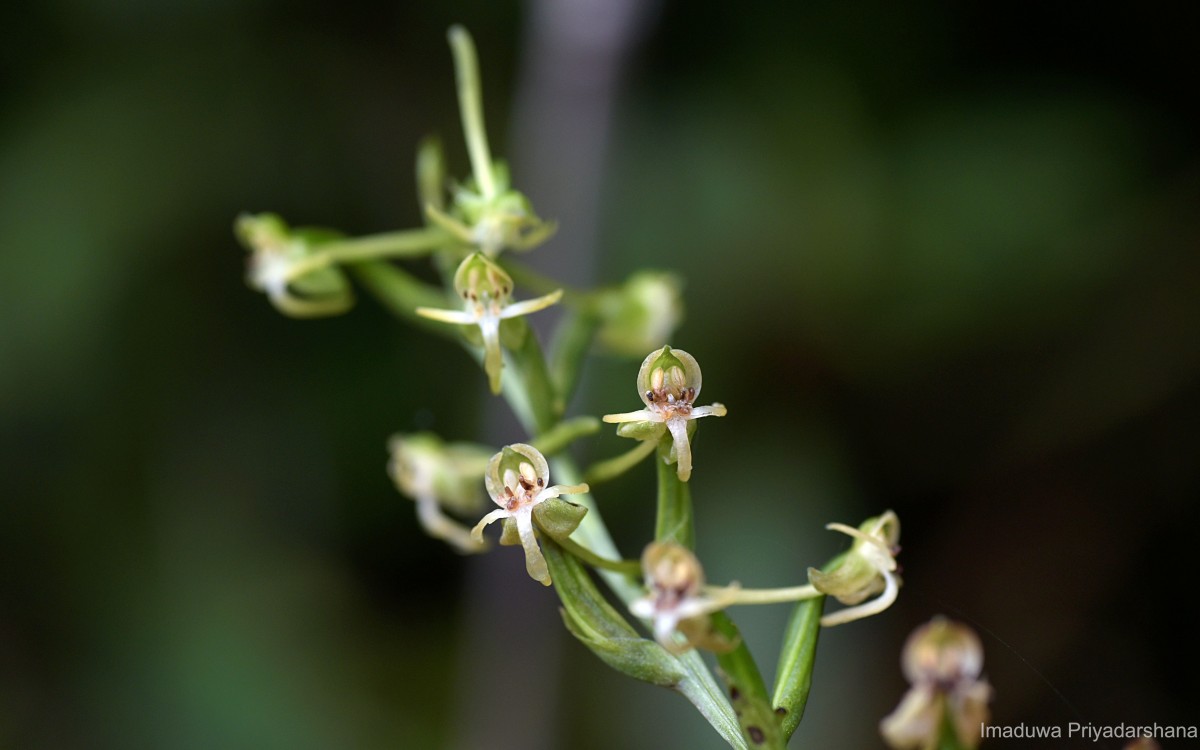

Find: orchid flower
235;213;353;317
387;433;491;553
629;542;738;654
602;346;726;482
880;617;992;750
470;444;588;586
808;510;902;626
416;253;561;394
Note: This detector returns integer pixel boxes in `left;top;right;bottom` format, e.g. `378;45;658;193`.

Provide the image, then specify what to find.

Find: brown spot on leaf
748;726;765;744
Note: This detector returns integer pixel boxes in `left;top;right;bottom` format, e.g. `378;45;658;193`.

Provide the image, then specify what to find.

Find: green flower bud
596;271;684;357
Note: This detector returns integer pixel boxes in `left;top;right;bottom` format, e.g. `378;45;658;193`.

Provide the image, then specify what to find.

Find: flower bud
596;272;684;357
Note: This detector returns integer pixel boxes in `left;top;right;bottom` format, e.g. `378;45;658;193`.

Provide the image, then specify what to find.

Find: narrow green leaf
771;595;826;740
543;540;682;685
347;261;454;335
711;612;785;750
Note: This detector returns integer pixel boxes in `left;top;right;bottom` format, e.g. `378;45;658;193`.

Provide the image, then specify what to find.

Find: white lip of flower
416;254;562;393
470;444;588;586
602;347;726;482
810;510;901;627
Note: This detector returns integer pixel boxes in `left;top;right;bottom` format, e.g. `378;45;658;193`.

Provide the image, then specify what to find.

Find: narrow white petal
602;409;659;424
470;508;511;541
820;569;899;627
690;403;727;418
415;306;476;324
535;483;589;503
498;289;563;319
416;496;487;553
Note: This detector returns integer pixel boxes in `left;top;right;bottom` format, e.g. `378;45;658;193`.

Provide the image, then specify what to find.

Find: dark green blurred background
3;1;1198;748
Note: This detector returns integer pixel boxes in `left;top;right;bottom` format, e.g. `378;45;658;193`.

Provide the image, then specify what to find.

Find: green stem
708;584;822;606
529;416;601;456
583;438;658;485
289;227;450;279
655;437;694;549
557;536;641;577
506;320;561;431
447;25;495;200
500;257;591;308
348;261;456;336
549;309;600;412
416;135;446;212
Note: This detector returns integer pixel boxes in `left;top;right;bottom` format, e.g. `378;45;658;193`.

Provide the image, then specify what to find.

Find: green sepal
617;420;665;441
543;539;684;688
498;498;588;546
536;498;587;541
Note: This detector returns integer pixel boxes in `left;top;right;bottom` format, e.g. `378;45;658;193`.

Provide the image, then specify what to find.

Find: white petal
415;306;476;325
416;496;487;553
602;409;660;424
690;403;727;418
470;508;511;541
820;569;899;627
498;289;563;319
535;483;589;503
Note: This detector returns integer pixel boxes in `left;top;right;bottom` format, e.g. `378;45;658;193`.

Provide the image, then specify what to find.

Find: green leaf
543;539;683;686
771;595;826;740
711;613;785;750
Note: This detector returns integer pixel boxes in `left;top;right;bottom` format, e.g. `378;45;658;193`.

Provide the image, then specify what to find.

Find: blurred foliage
2;0;1198;748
